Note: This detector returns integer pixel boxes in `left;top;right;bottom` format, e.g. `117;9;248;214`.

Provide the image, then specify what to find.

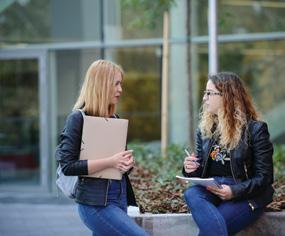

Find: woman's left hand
119;154;135;174
206;185;233;200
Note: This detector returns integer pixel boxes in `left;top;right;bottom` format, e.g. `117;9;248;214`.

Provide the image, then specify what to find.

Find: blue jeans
184;177;263;236
78;179;148;236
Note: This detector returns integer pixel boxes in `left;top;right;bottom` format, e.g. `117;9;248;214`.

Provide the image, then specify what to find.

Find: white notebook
176;175;222;188
79;114;128;180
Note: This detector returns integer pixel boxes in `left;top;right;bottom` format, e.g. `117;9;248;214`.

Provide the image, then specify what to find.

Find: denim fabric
107;177;127;211
184;177;263;236
78;177;148;236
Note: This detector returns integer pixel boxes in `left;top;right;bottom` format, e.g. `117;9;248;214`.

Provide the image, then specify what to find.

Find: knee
184;186;203;205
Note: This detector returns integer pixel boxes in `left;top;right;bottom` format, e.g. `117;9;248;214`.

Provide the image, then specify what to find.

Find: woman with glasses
182;72;274;236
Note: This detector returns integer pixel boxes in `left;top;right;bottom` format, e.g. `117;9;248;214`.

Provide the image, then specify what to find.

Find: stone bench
129;212;285;236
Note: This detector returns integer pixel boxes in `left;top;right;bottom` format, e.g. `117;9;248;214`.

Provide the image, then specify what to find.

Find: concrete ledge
236;212;285;236
130;212;285;236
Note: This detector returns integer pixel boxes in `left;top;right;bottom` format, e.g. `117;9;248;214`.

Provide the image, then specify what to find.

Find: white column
208;0;218;74
168;0;189;145
161;11;170;155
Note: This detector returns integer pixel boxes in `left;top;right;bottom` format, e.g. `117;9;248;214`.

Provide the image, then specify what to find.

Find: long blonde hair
199;72;259;150
73;60;124;117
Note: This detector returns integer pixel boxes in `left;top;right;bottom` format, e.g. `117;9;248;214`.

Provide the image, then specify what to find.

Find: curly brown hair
199;72;260;150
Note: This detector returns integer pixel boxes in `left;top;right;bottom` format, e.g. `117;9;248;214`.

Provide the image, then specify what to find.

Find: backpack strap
113;113;119;118
77;109;85;117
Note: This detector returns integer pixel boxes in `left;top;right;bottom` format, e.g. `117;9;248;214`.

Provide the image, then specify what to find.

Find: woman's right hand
184;153;200;173
110;150;134;173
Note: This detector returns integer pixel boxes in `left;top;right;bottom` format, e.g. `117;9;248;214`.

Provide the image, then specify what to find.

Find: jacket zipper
202;139;214;177
229;151;238;184
229;151;255;210
230;152;255;211
243;162;249;179
242;161;255;211
248;201;255;211
104;180;110;206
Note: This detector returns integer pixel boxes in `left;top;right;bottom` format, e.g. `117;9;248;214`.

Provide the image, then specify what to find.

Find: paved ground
1;194;283;236
0;199;91;236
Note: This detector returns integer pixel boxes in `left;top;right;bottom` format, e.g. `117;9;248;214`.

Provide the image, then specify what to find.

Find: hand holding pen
184;148;200;173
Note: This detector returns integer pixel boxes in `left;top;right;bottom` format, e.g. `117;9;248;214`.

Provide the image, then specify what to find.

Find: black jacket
183;120;274;210
55;110;137;206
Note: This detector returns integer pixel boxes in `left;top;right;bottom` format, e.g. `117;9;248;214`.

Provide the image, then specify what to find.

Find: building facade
0;0;285;194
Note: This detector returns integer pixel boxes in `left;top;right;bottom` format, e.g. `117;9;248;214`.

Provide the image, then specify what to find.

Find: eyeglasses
203;90;222;97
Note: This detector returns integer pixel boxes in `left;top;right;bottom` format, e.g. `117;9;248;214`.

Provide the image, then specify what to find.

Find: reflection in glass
0;59;39;185
105;0;163;40
0;0;101;45
219;0;285;34
219;40;285;113
106;47;162;142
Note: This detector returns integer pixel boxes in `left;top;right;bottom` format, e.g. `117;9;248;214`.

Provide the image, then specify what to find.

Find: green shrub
129;142;186;182
273;145;285;180
129;142;285;181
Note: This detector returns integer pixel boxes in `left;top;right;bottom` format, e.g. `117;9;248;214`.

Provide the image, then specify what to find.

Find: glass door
0;49;49;191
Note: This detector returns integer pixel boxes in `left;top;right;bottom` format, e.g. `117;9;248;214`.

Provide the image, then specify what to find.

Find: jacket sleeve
230;122;274;199
55;110;88;176
182;128;203;177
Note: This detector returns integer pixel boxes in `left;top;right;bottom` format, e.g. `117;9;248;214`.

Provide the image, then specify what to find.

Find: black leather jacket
55;110;137;206
183;120;274;210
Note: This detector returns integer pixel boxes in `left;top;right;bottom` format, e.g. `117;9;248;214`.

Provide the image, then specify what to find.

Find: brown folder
79;114;128;180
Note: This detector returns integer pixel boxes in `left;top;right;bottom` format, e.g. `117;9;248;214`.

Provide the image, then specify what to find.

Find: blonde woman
182;72;274;236
56;60;148;236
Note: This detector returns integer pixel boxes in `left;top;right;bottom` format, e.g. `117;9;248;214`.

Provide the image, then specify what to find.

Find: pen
184;148;199;165
184;148;191;157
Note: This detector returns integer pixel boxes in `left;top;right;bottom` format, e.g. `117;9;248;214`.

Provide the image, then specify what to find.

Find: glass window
219;0;285;34
193;40;285;143
219;40;285;112
190;0;208;36
106;47;162;142
0;0;101;45
0;59;39;185
54;48;101;134
183;1;285;38
219;40;285;142
105;0;164;40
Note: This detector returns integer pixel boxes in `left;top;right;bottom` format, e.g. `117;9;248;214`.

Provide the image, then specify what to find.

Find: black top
207;140;232;177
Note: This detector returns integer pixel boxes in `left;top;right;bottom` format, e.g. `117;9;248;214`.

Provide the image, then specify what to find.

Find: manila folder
79;116;128;180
